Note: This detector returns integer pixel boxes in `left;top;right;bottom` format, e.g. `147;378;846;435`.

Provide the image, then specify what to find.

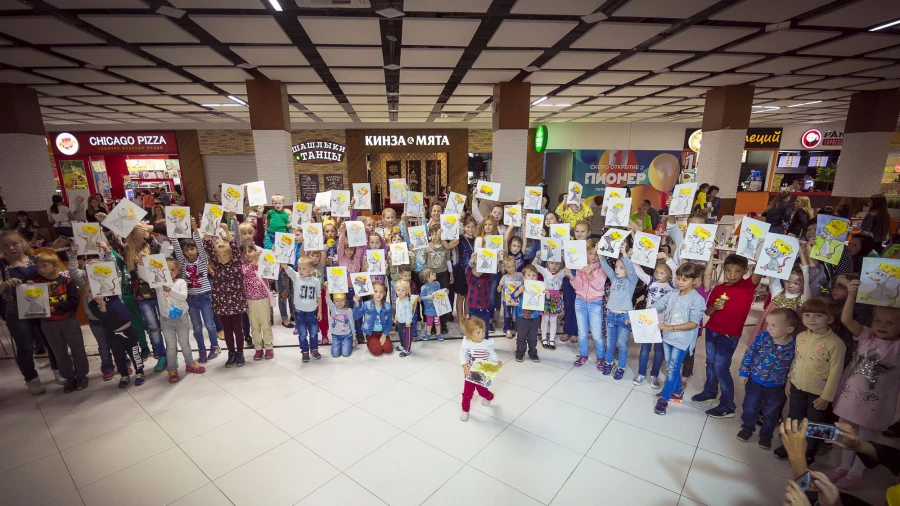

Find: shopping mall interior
1;1;900;505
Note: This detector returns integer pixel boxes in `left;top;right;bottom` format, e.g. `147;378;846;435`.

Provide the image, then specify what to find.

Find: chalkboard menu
425;160;440;197
298;174;319;202
407;160;422;192
386;160;402;179
324;174;345;190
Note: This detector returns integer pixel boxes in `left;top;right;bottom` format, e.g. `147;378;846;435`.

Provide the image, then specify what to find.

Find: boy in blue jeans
283;257;322;363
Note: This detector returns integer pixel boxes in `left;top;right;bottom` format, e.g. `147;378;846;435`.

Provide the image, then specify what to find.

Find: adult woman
121;223;167;370
788;196;814;237
0;231;45;393
837;197;852;220
861;194;890;244
630;200;653;231
763;190;793;234
47;195;74;237
13;211;36;241
849;232;878;273
427;202;443;230
150;205;166;226
172;187;185;206
448;214;476;324
85;195;108;223
589;196;606;239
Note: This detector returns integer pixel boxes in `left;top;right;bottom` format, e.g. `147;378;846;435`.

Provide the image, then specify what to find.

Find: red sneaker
185;363;206;374
264;349;274;359
253;349;264;361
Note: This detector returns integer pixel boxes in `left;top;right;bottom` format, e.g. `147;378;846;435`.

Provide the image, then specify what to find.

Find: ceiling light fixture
384;64;401;70
765;21;791;32
531;96;549;106
751;105;780;113
237;63;256;69
786;100;822;108
523;66;541;72
538;103;571;107
385;35;397;42
267;0;283;12
156;6;186;18
376;7;404;18
870;18;900;31
201;103;242;107
581;12;608;24
228;95;248;106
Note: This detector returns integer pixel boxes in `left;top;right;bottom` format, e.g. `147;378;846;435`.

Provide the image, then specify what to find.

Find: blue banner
571;149;682;208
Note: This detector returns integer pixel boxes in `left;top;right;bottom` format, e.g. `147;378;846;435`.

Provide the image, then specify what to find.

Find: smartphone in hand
805;422;840;441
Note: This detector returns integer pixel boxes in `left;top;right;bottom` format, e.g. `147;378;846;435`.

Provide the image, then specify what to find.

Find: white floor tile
256;385;351;436
0;376;44;411
169;483;232;506
544;370;632;417
295;474;387;506
682;449;790;506
280;355;360;384
346;433;463;506
45;490;85;506
61;418;174;488
454;378;542;423
297;407;401;470
0;422;59;474
129;374;221;415
356;381;448;430
266;345;306;366
414;339;462;360
317;364;399;404
152;390;251;444
697;413;793;479
48;395;148;450
424;465;543;506
614;389;709;446
0;453;75;506
218;366;312;409
512;395;610;454
530;344;578;372
365;351;438;379
35;378;128;421
215;440;339;506
0;397;44;434
408;401;508;462
677;497;707;506
405;360;464;399
494;359;568;393
588;420;696;494
79;447;208;506
551;456;681;506
469;426;582;505
179;412;290;479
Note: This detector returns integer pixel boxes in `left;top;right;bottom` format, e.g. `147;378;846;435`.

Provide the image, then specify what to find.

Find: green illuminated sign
535;125;548;153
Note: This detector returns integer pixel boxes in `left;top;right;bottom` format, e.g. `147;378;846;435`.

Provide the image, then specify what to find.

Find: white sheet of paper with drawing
389;242;410;265
352;272;374;297
484;235;503;251
668;182;698;216
273;232;296;263
405;191;425;217
564;239;587;270
601;187;625;216
353;183;372;210
199;203;224;237
330;190;351;217
72;221;103;255
446;192;466;214
811;215;849;266
597;228;629;259
292;202;312;227
88;262;121;297
540;238;563;262
736;217;769;261
302;222;324;251
407;225;429;251
604;198;632;228
68;189;90;221
246;181;267;207
567;181;583;206
632;232;661;268
389;178;407;204
221;183;244;214
681;223;717;261
753;234;799;281
257;250;280;281
504;205;522;227
859;258;900;308
315;191;331;210
102;199;146;237
525;213;544;240
346;221;367;248
522;280;545;311
327;266;349;294
630;309;662;343
476;248;498;274
141;254;172;288
165;206;191;238
366;249;387;274
473;180;500;201
550;223;570;241
440;214;459;241
17;283;50;319
524;186;543;211
432;288;453;316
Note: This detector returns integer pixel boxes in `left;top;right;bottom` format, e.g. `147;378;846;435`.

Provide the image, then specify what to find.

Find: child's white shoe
481;398;492;406
460;412;469;421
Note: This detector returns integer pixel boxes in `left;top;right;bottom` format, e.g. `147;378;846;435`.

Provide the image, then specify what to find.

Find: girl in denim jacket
353;282;394;356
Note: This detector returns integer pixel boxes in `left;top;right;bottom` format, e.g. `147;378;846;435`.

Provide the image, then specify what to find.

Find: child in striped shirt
459;317;502;422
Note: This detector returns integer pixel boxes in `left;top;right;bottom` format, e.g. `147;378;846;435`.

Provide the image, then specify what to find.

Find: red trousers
366;331;393;356
462;380;494;412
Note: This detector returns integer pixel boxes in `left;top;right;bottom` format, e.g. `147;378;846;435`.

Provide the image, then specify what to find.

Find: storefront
50;131;184;210
770;127;842;192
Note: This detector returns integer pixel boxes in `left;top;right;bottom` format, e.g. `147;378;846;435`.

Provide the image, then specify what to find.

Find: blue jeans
468;306;492;340
331;333;353;357
702;329;740;410
660;343;688;400
488;275;500;314
187;292;219;350
562;277;577;336
89;320;113;374
295;310;319;352
138;299;166;356
502;302;516;332
278;270;295;322
741;377;786;438
605;311;631;367
575;297;604;359
410;303;419;339
639;342;664;377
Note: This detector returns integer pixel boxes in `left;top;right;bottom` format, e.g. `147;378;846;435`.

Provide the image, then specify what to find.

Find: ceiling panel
613;0;717;18
87;83;159;94
169;0;264;7
110;67;190;82
230;46;308;66
38;97;81;106
727;30;840;53
258;67;322;82
0;16;102;44
791;90;853;100
801;0;900;28
489;20;577;47
629;97;678;106
35;68;123;83
755;89;806;99
142;46;232;66
796;77;877;89
512;0;603;15
0;70;55;84
54;46;154;67
404;19;482;47
191;15;290;44
652;26;758;51
80;15;198;43
0;48;75;67
580;71;647;85
111;105;160;113
287;84;332;95
454;85;496;95
184;67;252;82
541;51;618;70
739;56;830;74
572;22;670;50
655;87;709;97
856;65;900;78
399;69;453;83
460;69;520;83
606;86;667;97
330;68;385;83
347;96;387;104
800;34;900;57
128;96;186;105
869;47;900;59
796;59;891;76
153;83;214;94
525;70;583;84
677;54;764;72
637;72;708;85
401;48;464;69
446;96;489;105
693;73;766;86
59;105;114;114
472;50;542;69
752;75;824;87
846;79;900;91
557;85;614;96
76;96;133;105
298;17;381;45
32;85;99;96
610;52;695;71
711;0;833;22
398;84;445;95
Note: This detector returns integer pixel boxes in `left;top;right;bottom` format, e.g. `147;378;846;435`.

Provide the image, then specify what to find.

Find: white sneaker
460;412;469;421
633;374;646;386
649;376;662;389
27;378;46;395
481;398;492;406
53;369;65;385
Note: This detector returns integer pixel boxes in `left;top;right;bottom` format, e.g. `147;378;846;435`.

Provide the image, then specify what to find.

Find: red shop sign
51;131;178;156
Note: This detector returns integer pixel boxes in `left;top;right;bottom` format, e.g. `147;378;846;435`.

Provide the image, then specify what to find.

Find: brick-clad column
695;85;754;202
491;82;531;202
0;85;57;213
832;90;900;197
247;79;296;202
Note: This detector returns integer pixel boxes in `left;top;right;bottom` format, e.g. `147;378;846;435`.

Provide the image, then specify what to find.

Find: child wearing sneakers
736;308;798;450
514;264;543;363
239;244;275;360
632;251;677;387
569;239;607;368
459;317;502;422
325;293;355;358
599;242;639;380
693;254;761;418
157;258;205;382
498;257;523;340
283;256;323;363
419;267;441;341
395;279;414;357
532;250;567;349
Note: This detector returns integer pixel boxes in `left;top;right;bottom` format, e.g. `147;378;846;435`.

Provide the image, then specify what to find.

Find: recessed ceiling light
201;103;242;107
384;64;401;70
267;0;283;12
531;96;548;106
870;19;900;31
228;95;248;106
538;103;571;107
786;100;822;108
523;66;541;72
237;63;256;69
581;12;608;24
376;7;404;18
765;21;791;32
385;35;397;42
156;6;186;18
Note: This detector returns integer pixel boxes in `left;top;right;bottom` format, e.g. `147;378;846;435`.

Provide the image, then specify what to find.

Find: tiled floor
0;307;896;506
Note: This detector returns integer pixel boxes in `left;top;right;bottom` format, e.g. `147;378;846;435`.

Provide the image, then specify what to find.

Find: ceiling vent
296;0;372;8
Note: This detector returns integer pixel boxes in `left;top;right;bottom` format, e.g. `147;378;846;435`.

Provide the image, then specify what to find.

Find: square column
832;90;900;197
0;85;57;212
491;82;532;202
247;79;296;202
695;85;754;200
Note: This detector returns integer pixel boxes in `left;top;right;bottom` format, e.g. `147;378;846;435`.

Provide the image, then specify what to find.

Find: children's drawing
604;198;632;228
389;178;407;204
141;254;172;288
477;248;498;274
811;215;850;265
221;183;244;214
366;249;387;274
352;183;372;210
564;239;587;270
68;189;90;221
246;181;267;207
273;232;296;263
327;266;348;294
522;280;546;311
859;258;900;307
753;235;800;280
199;203;224;237
567;181;583;206
292;202;312;227
88;262;120;297
73;221;102;255
165;206;191;238
525;213;544;240
504;205;522;227
432;288;453;316
485;235;504;251
466;361;500;388
681;223;717;261
17;284;50;319
389;242;410;265
257;250;279;281
446;192;466;214
405;191;425;217
668;182;698;216
440;214;459;241
330;190;351;217
629;309;662;344
598;228;629;259
102;199;146;237
601;187;625;216
408;225;429;250
315;191;331;210
632;232;661;268
303;222;324;251
541;238;563;262
736;217;769;261
346;220;367;248
550;223;570;241
524;186;543;211
353;273;374;297
474;180;501;201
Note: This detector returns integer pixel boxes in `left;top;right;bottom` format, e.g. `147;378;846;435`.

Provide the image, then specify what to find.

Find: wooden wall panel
526;128;544;186
175;130;208;219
